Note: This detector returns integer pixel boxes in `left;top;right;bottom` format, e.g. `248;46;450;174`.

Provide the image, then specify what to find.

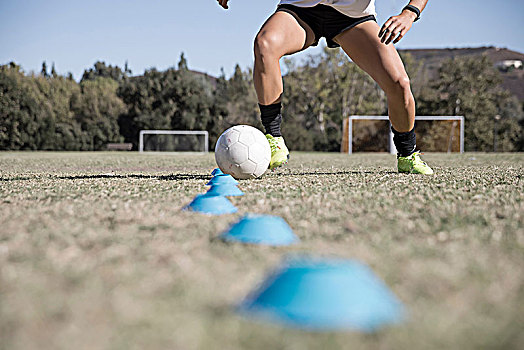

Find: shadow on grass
57;174;211;181
1;171;397;182
0;176;33;182
0;174;211;181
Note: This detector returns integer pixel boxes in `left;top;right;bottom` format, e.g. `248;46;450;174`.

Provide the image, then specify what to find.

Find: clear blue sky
1;0;523;79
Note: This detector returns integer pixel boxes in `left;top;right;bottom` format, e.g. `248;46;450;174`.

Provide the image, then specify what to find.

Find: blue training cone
211;168;224;176
238;256;405;332
207;183;244;197
184;193;237;215
206;174;239;186
221;214;298;246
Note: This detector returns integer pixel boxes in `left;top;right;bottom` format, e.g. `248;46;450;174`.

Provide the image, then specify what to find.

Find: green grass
1;152;523;350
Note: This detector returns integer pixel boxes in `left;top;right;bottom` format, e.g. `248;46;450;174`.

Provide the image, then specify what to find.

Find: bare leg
254;11;316;105
334;21;415;132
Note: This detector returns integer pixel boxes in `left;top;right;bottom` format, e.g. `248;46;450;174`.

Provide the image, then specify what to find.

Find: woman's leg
333;20;415;132
334;21;434;174
254;11;316;105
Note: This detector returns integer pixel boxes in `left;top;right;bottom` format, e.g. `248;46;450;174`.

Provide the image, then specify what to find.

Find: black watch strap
403;4;421;22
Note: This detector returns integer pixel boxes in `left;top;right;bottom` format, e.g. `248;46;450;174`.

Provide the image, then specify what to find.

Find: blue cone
207;183;244;197
184;193;237;215
221;214;298;246
238;256;405;332
206;174;239;186
211;168;224;176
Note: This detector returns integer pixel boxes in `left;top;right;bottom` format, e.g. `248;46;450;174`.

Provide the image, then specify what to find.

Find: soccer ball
215;125;271;179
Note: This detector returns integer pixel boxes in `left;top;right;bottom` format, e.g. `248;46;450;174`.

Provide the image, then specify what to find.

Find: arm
378;0;428;45
218;0;229;9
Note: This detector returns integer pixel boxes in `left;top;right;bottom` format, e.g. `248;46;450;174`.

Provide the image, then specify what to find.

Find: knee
397;76;411;92
384;75;412;98
254;32;282;61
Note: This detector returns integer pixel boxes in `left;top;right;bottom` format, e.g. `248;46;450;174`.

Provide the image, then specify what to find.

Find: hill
180;47;524;101
189;69;218;88
399;47;524;100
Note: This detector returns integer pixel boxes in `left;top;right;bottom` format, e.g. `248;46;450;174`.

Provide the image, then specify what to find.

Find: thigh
257;9;316;57
333;21;408;90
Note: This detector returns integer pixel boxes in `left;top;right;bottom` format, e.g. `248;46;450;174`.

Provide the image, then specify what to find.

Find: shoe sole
398;169;434;175
270;160;288;171
269;154;290;171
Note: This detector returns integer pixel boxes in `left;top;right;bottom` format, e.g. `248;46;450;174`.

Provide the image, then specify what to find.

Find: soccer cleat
397;151;434;175
266;134;290;170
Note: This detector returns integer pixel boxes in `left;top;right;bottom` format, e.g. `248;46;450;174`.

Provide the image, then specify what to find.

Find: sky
1;0;523;80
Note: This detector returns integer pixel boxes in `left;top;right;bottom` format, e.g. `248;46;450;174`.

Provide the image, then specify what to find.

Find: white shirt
278;0;376;17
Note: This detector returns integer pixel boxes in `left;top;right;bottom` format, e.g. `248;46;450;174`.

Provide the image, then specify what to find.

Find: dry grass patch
1;152;523;350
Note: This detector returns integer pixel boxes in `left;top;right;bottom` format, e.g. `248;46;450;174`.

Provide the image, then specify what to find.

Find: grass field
1;152;523;350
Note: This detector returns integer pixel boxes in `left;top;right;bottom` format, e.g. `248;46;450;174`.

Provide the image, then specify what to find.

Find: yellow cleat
266;134;290;170
397;152;434;175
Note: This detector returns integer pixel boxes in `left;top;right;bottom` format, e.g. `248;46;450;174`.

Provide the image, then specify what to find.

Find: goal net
139;130;209;153
341;116;464;154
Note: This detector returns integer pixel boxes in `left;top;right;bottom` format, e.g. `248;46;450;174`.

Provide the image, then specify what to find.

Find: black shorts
276;4;376;48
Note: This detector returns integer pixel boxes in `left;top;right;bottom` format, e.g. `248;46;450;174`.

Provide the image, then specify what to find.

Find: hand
378;10;417;45
217;0;229;9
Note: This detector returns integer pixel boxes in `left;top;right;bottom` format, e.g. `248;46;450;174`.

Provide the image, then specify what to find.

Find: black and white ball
215;125;271;179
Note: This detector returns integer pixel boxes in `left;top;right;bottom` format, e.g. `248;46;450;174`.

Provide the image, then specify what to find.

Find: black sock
259;102;282;137
392;126;416;157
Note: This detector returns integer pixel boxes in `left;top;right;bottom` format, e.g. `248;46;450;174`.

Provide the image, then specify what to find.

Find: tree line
1;50;522;152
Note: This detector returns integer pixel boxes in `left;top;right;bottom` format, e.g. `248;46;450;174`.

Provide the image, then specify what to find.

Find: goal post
341;116;464;154
139;130;209;153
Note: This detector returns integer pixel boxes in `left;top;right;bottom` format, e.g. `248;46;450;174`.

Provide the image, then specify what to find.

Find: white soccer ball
215;125;271;179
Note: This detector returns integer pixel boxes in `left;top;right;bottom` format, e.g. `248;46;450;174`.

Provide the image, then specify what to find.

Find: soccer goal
341;116;464;154
138;130;209;153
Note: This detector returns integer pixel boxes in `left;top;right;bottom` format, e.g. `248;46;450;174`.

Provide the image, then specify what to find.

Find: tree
72;78;126;150
178;53;188;71
282;47;385;151
117;57;222;148
2;51;521;153
223;64;259;128
51;63;57;78
417;56;522;151
41;61;49;78
124;60;132;76
81;61;127;82
0;63;84;150
1;62;125;151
